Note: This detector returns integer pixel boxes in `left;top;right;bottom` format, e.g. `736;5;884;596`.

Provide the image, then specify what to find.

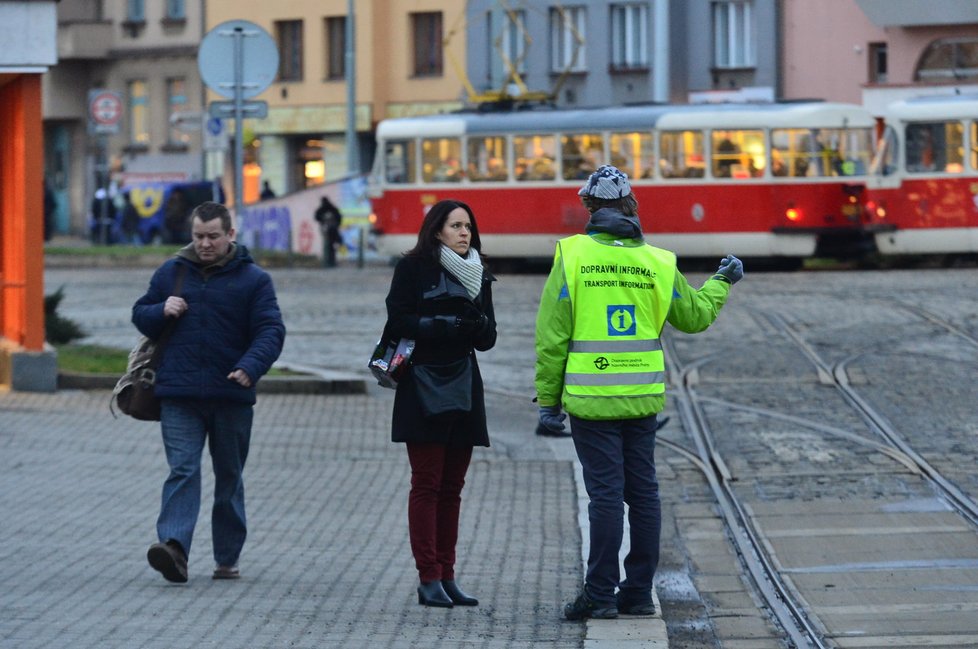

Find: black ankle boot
441;579;478;606
417;580;453;607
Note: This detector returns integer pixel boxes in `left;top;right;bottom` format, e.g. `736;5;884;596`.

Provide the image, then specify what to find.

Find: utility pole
345;0;359;176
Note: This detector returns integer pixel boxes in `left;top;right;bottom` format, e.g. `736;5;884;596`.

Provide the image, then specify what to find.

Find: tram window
513;135;556;181
421;137;463;183
610;132;654;179
905;122;964;174
385;140;416;184
712;130;764;179
971;122;978;172
467;136;508;182
561;134;604;180
658;130;704;178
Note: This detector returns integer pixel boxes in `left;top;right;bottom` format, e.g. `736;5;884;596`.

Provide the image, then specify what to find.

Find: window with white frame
501;9;527;74
550;6;586;73
713;1;755;69
610;4;648;70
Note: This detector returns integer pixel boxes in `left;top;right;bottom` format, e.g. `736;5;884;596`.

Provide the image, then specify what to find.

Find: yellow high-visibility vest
558;234;676;419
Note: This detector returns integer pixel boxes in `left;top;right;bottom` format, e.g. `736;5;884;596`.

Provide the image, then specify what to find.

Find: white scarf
438;244;483;299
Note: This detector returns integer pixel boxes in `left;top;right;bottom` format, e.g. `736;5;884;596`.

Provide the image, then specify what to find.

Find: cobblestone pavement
0;263;660;649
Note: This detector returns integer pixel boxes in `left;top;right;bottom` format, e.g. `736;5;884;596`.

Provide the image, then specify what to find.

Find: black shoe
617;596;656;616
417;580;453;607
536;422;572;438
442;579;478;606
563;591;618;620
147;540;188;583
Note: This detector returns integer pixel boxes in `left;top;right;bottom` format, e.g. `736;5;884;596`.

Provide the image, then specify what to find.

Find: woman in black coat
384;199;497;608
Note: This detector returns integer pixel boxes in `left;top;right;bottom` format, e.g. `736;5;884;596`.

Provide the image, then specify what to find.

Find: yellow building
205;0;467;196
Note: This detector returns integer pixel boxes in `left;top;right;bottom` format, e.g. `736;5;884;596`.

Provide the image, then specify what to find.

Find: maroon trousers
406;443;473;583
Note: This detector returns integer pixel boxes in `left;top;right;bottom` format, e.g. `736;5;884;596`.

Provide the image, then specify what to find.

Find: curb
57;372;367;395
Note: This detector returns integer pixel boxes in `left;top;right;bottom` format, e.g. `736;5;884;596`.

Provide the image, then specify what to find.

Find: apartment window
276;20;304;82
325;16;346;80
127;0;145;22
713;1;755;69
869;42;887;84
502;10;527;74
166;78;189;146
610;4;648;70
128;79;149;146
412;12;443;77
165;0;185;20
550;6;586;73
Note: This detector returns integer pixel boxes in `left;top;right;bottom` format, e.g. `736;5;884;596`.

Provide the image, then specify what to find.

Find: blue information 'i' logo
607;305;636;336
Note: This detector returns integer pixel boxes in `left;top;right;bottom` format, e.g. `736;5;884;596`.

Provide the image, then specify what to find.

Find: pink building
781;0;978;113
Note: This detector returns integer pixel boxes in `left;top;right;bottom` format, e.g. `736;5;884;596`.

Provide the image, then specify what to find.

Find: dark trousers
406;443;473;582
570;414;661;604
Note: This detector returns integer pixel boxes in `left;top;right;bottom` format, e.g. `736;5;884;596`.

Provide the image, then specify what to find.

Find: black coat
385;254;497;446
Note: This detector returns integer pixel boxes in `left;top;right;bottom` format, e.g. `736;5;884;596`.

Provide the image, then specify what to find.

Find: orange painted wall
1;74;45;351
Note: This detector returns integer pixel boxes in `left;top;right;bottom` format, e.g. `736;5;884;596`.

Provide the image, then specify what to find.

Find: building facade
43;0;206;236
781;0;978;112
464;0;780;108
205;0;468;198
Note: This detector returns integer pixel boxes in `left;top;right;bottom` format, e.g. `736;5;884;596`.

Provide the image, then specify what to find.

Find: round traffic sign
198;20;279;99
90;91;123;126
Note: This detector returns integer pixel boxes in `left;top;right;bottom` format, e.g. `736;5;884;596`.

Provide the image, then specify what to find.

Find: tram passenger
534;165;742;620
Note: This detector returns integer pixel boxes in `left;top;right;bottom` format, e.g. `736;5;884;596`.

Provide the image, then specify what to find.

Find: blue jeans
570;415;661;604
157;398;253;566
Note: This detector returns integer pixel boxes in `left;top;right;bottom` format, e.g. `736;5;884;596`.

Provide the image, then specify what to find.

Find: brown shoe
147;541;188;583
212;565;240;580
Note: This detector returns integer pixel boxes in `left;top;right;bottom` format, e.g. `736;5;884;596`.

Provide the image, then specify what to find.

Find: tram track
658;301;978;648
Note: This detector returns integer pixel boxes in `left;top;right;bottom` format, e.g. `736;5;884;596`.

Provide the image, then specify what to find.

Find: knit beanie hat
578;165;632;200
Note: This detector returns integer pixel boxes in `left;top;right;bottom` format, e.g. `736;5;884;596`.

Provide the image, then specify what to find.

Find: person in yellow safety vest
534;164;743;621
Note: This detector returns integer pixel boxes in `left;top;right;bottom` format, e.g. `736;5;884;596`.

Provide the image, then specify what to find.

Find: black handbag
412;356;473;417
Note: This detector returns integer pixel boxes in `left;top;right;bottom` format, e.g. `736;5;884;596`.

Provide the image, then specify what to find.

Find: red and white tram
369;102;878;263
866;94;978;255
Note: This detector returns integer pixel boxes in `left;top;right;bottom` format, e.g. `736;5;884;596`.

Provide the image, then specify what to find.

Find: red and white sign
88;90;123;134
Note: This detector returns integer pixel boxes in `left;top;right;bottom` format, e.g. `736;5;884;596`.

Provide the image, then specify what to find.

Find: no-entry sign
88;90;123;135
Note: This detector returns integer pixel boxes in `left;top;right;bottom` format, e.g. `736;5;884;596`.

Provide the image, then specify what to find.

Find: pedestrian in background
534;165;743;620
383;199;497;608
260;181;276;200
314;195;343;268
132;201;286;584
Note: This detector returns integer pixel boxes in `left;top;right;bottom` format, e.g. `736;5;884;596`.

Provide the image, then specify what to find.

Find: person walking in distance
534;165;743;620
314;196;343;268
133;201;286;583
383;199;497;607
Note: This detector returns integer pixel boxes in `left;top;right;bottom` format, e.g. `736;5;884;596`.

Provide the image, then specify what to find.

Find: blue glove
538;405;567;435
712;254;744;285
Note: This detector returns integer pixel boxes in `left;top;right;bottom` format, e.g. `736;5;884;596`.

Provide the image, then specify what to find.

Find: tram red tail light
785;207;802;222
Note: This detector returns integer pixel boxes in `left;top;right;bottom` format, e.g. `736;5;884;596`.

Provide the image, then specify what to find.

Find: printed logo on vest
593;356;610;370
607;305;636;336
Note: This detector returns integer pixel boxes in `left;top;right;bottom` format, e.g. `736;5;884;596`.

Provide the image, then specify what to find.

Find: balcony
57;21;113;60
855;0;978;27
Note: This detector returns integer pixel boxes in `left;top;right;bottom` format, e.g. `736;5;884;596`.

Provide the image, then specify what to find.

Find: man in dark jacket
132;201;286;583
313;196;343;268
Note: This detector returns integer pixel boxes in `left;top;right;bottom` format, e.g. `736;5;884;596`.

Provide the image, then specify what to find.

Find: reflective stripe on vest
558;235;675;400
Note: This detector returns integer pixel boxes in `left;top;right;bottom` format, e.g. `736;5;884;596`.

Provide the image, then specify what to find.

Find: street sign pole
233;26;245;220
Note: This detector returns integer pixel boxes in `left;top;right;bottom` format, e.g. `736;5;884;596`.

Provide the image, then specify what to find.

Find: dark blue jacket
132;244;286;405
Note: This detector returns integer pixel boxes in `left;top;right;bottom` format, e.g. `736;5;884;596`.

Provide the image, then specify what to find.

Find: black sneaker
563;591;618;620
617;596;656;616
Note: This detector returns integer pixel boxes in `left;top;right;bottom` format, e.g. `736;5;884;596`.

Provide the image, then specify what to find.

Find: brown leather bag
111;266;186;421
